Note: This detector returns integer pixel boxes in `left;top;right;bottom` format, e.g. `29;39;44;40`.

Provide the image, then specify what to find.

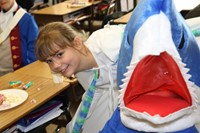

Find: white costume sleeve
85;24;126;62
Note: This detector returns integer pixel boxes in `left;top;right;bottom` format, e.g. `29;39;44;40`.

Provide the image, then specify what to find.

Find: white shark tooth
119;103;124;108
192;101;198;108
123;71;131;77
187;86;194;93
153;51;162;56
193;94;198;101
121;78;126;83
172;55;181;60
183;73;192;81
126;65;134;70
119;96;125;106
152;113;161;118
119;84;124;89
120;83;128;89
118;96;122;102
154;53;161;56
122;77;131;83
119;91;124;97
178;61;186;67
124;71;133;77
121;83;128;89
119;88;124;93
118;93;122;98
173;55;181;60
186;80;194;87
173;56;184;64
129;61;137;65
180;67;190;74
138;55;146;60
120;83;128;90
131;60;140;65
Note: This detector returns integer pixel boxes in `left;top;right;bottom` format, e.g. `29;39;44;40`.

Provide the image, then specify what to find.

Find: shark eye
178;33;185;49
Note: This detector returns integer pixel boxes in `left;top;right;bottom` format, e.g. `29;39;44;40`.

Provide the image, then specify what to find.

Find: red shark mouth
124;52;192;117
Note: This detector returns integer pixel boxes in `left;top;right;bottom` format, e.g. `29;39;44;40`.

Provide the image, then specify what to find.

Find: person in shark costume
100;0;200;132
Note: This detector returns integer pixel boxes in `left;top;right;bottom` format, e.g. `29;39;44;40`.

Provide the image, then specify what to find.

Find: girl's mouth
60;65;69;74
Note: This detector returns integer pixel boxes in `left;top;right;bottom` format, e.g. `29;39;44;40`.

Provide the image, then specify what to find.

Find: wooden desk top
15;60;78;83
113;12;132;24
0;72;70;132
31;1;92;16
15;61;51;79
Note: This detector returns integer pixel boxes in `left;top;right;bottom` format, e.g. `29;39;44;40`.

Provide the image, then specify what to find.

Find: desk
15;61;83;102
113;11;132;24
0;72;70;132
15;60;77;83
31;1;95;27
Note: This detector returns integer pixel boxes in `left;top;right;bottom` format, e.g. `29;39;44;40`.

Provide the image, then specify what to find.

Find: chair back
106;0;116;15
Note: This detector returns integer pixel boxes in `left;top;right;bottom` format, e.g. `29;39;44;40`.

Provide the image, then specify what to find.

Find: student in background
35;22;125;133
0;0;38;76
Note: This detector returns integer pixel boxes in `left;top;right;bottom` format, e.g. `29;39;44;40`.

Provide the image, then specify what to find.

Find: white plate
0;89;28;111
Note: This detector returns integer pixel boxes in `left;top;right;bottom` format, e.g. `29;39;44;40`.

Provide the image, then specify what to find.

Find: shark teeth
119;52;200;118
181;67;190;74
120;104;197;125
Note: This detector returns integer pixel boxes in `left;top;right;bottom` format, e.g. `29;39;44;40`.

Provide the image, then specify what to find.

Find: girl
35;22;125;133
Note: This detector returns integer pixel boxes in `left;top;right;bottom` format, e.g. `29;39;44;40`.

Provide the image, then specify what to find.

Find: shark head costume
101;0;200;132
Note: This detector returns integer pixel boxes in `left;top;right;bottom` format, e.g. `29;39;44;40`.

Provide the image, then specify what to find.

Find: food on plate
0;93;21;106
4;93;21;105
0;94;6;105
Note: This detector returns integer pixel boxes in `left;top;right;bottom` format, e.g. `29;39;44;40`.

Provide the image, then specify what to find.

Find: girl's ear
73;36;83;50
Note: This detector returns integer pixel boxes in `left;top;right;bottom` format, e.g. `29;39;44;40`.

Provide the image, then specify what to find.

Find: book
17;100;63;132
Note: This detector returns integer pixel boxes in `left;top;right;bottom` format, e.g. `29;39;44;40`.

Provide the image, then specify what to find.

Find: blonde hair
35;22;88;61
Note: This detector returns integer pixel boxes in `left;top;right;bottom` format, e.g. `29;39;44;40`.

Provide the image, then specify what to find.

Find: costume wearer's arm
20;13;38;66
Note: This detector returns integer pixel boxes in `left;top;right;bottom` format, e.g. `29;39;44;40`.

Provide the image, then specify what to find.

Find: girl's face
46;46;81;78
0;0;14;11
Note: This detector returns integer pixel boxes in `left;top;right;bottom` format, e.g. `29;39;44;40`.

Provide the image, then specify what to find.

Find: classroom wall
173;0;200;11
118;0;200;12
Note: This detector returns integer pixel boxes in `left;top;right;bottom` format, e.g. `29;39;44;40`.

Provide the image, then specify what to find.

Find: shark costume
101;0;200;132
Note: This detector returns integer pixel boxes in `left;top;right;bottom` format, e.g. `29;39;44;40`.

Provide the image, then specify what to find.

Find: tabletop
0;72;70;132
31;1;92;16
14;60;77;83
14;60;81;102
113;11;132;24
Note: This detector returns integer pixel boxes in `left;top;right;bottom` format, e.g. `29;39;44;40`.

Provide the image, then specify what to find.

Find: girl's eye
55;52;63;58
46;59;52;64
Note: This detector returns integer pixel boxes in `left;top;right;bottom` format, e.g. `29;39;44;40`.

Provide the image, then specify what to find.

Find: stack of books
17;100;63;132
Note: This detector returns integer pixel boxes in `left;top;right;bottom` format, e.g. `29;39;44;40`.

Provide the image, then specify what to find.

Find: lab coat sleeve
86;24;125;62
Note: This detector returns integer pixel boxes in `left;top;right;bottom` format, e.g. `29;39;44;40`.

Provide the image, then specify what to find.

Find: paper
17;104;63;132
52;73;64;83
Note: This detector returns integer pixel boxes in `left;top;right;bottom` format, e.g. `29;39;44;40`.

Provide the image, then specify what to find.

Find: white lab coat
66;24;125;133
